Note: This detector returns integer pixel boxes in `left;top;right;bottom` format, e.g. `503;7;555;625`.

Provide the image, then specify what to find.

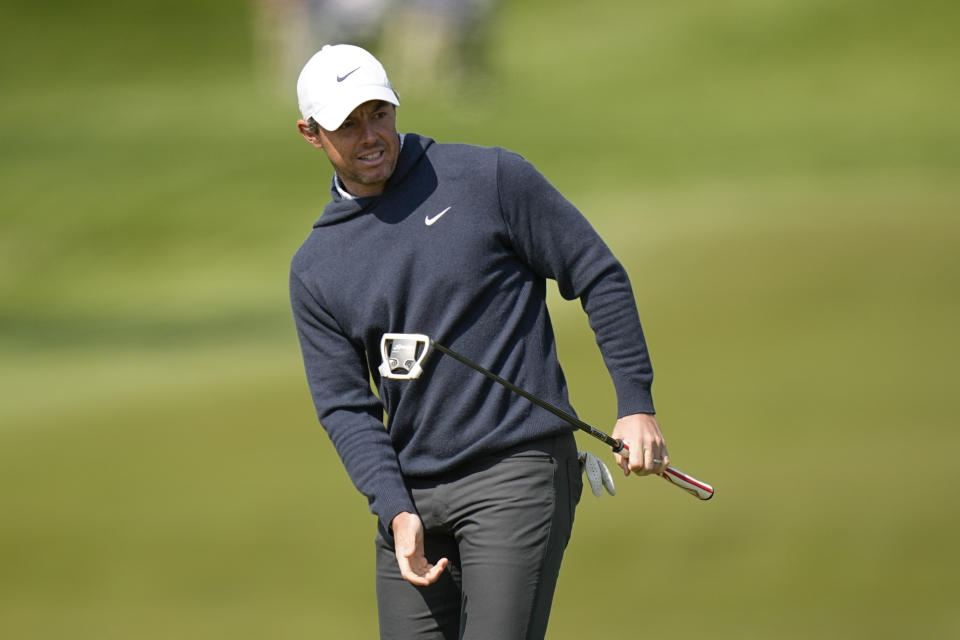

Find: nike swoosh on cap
337;67;360;82
425;207;452;226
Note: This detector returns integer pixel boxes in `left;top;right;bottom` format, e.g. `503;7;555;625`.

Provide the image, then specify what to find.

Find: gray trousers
375;432;583;640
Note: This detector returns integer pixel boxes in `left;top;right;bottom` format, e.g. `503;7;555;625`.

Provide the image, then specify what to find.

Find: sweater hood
313;133;434;228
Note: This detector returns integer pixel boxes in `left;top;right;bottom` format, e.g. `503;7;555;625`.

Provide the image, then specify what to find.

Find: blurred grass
2;0;959;638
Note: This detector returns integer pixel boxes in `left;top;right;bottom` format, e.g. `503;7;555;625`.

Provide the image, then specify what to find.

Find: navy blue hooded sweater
289;133;654;528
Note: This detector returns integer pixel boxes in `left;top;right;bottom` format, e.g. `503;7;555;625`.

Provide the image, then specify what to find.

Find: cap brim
310;86;400;131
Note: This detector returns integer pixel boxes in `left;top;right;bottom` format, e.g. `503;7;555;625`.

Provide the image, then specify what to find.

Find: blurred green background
2;0;958;637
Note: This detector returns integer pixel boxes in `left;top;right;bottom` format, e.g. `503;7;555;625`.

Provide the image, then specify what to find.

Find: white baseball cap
297;44;400;131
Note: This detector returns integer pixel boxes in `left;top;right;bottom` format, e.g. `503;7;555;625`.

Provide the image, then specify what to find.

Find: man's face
301;100;400;198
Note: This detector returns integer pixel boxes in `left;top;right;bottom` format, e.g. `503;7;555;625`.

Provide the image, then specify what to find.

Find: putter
379;333;714;500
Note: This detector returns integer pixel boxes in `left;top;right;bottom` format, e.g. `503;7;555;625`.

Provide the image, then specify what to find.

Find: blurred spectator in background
254;0;498;95
379;0;499;94
254;0;390;90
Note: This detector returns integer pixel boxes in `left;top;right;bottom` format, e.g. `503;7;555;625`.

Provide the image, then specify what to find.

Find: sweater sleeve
495;149;655;416
289;269;417;527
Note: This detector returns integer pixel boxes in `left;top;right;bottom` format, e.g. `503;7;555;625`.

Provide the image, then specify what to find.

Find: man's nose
357;117;377;143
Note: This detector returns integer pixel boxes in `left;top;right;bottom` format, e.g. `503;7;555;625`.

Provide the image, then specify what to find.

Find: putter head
378;333;431;380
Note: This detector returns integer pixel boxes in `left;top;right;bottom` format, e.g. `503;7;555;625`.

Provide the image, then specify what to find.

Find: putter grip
612;441;714;501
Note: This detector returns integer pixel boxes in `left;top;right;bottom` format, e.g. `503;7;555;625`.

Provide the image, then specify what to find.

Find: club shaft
429;340;713;500
430;341;619;445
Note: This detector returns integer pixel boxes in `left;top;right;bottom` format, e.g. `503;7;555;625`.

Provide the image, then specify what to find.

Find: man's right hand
391;511;448;586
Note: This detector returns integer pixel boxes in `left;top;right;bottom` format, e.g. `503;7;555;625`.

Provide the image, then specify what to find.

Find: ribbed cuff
374;490;418;533
616;386;656;418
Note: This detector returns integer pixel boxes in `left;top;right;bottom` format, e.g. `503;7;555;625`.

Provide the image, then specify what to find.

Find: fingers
392;511;448;586
615;444;668;476
631;443;669;476
614;449;629;476
652;447;670;475
639;443;670;476
650;451;670;476
611;414;669;477
397;554;448;586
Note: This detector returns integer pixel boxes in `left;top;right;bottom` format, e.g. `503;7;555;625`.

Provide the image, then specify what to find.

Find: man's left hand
611;413;669;476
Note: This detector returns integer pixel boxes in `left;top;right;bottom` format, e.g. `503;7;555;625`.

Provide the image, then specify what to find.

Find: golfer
289;44;668;639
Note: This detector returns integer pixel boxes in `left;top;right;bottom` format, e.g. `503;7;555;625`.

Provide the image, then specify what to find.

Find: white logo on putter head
425;206;452;226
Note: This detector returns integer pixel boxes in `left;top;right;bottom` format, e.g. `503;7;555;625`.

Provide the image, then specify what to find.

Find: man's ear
297;119;324;149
